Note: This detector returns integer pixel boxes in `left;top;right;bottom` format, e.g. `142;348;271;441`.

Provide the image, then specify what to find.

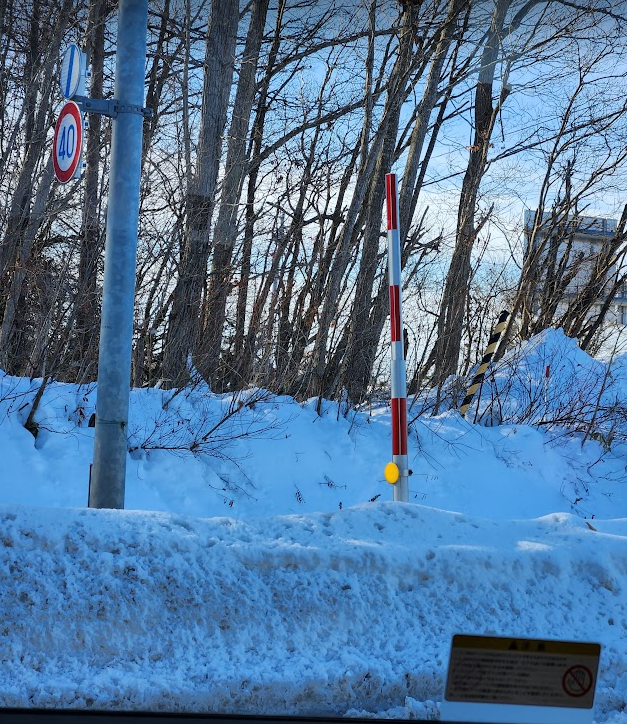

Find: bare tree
160;0;239;387
338;0;466;403
71;0;109;380
198;0;271;387
428;0;514;389
496;29;627;358
0;0;76;373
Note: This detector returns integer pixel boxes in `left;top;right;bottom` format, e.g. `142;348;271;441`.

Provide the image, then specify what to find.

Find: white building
524;210;627;325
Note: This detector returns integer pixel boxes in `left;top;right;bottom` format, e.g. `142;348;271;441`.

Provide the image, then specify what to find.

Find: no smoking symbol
562;665;593;697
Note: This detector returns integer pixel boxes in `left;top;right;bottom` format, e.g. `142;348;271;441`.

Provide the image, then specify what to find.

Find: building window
621;306;627;326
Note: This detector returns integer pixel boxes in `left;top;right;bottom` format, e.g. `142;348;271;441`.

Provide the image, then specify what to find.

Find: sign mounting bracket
74;95;153;119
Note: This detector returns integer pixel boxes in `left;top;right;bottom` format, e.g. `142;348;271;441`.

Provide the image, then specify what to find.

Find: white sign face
53;101;83;184
60;43;82;99
441;635;601;724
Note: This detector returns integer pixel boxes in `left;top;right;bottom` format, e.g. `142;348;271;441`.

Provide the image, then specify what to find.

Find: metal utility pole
89;0;149;509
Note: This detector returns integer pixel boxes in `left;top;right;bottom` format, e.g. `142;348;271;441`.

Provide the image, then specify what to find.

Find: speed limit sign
53;101;83;183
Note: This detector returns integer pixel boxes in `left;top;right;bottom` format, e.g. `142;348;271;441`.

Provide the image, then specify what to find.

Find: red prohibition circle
53;101;83;184
562;665;593;697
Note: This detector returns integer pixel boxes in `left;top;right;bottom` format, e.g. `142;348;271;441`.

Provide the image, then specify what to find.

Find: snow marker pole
459;310;510;418
385;173;409;503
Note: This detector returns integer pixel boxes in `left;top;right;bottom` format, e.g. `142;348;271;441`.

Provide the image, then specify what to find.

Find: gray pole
89;0;148;509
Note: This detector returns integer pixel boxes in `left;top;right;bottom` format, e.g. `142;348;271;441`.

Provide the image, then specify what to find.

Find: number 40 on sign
53;101;84;184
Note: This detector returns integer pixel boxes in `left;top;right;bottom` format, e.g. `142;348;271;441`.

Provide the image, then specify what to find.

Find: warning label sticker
445;635;601;710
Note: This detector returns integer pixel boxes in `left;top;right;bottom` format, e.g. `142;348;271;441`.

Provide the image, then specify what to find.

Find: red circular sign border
53;101;83;184
562;664;593;698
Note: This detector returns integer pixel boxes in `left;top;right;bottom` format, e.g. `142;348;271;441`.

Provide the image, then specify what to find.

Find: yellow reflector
384;461;399;484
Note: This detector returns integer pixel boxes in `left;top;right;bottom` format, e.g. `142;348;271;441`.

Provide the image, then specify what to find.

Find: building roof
524;210;617;236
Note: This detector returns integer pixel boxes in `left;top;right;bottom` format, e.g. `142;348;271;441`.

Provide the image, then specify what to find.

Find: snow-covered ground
1;330;626;721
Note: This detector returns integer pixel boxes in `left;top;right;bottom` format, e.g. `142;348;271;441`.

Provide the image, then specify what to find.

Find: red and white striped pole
384;173;409;502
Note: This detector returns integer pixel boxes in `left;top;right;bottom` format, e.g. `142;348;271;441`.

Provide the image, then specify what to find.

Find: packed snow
1;329;626;722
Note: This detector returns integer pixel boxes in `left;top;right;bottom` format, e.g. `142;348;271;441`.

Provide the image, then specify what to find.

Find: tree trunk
0;156;54;372
306;4;420;401
430;0;511;387
73;0;107;379
197;0;270;388
161;0;239;387
397;0;465;237
0;0;42;289
340;0;463;403
0;0;73;373
232;0;286;383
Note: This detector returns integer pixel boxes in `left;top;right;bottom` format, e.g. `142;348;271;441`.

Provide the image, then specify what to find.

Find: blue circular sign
60;44;82;99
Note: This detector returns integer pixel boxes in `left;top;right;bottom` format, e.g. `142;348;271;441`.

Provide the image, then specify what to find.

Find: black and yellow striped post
459;310;510;418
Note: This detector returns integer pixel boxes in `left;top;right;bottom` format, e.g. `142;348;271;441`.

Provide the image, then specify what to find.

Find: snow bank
2;343;626;522
478;329;626;433
1;503;626;720
1;329;626;720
